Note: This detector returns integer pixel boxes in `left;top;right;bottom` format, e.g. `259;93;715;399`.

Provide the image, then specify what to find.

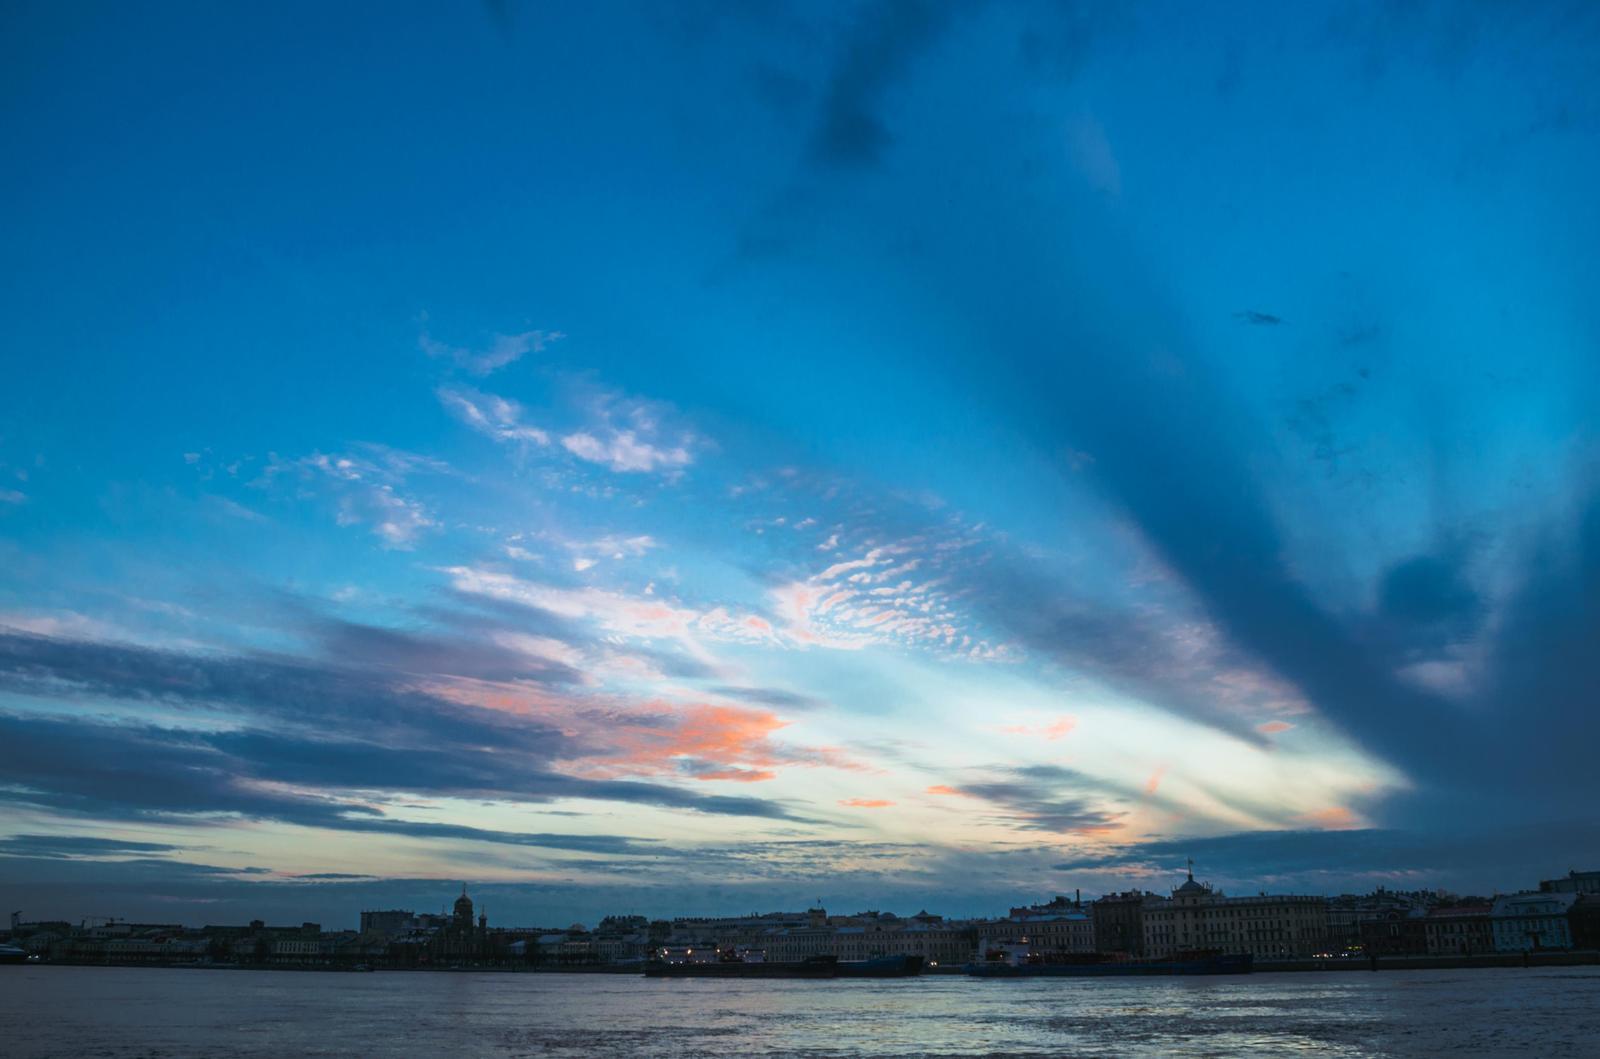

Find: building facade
1491;892;1578;951
1539;870;1600;896
1423;906;1494;956
1142;870;1328;959
1091;892;1150;956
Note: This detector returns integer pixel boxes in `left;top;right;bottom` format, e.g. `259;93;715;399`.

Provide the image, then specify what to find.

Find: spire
1186;857;1194;881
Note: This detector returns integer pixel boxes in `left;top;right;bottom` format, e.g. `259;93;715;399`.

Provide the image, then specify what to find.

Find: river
3;964;1597;1057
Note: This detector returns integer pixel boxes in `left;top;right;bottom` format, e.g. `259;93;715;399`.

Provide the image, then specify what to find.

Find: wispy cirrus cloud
439;382;699;476
421;324;562;376
437;386;551;447
253;444;449;549
559;390;698;475
952;764;1128;836
770;536;1013;659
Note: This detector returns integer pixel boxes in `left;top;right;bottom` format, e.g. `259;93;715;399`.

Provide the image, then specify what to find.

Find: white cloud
421;327;562;376
281;445;446;548
340;485;436;549
560;430;691;474
437;387;550;446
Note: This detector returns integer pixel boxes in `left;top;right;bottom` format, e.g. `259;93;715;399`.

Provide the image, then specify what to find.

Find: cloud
307;615;586;685
443;383;698;475
839;798;894;808
421;327;562;376
437;386;551;446
1050;820;1600;894
770;535;1013;659
706;685;828;711
998;717;1078;741
0;834;183;858
561;430;692;474
951;765;1127;836
0;630;806;823
1235;310;1282;325
588;701;863;785
348;484;436;548
262;446;447;548
0;488;25;505
963;560;1305;744
807;0;957;168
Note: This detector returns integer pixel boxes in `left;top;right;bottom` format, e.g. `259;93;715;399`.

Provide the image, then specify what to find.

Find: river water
3;965;1597;1057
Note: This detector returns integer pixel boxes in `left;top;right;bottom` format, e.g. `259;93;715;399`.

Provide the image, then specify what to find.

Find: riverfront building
1491;892;1579;951
976;895;1097;960
1091;891;1153;956
1142;867;1329;959
1423;905;1494;956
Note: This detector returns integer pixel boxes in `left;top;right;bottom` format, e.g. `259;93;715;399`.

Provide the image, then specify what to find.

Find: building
359;909;417;937
977;896;1096;960
1423;905;1493;956
1491;892;1578;951
1092;891;1151;956
593;916;651;965
1358;908;1428;956
1569;895;1600;950
1539;870;1600;896
1327;888;1442;950
1142;866;1329;959
827;912;976;967
429;886;491;962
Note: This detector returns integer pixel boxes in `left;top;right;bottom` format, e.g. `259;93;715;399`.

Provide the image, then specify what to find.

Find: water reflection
3;967;1598;1057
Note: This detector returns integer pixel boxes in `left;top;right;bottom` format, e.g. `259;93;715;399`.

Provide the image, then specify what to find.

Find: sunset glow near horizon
3;2;1599;925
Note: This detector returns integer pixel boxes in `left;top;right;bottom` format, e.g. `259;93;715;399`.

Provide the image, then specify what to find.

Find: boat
836;954;923;977
0;944;29;965
967;950;1252;977
645;953;839;978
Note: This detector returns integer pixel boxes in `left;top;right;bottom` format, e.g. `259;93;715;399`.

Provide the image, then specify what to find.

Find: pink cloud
1299;806;1359;830
839;798;894;809
696;768;778;783
1257;720;1295;735
1043;717;1077;740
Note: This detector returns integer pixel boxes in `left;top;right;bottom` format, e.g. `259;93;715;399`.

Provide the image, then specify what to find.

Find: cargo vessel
643;951;924;978
836;954;923;977
644;953;838;978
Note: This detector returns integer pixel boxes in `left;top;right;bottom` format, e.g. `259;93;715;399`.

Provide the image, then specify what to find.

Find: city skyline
5;2;1600;929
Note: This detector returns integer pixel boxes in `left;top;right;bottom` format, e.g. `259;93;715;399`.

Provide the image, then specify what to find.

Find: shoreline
9;950;1599;975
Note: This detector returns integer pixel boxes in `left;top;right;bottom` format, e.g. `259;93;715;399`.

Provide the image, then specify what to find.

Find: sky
3;0;1599;929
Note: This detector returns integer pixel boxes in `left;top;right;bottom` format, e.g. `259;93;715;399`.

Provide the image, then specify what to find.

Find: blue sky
3;1;1599;927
